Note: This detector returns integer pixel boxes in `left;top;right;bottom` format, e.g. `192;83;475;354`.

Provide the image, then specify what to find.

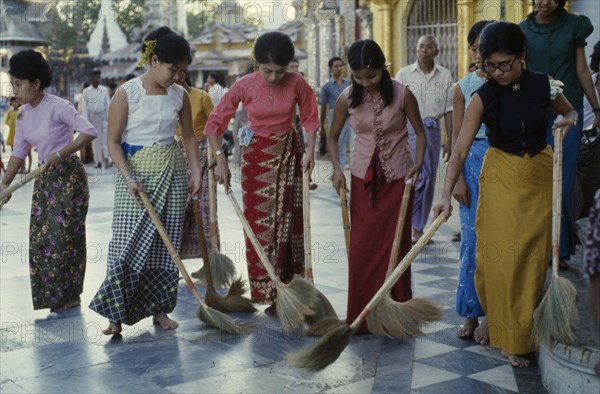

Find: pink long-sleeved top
204;71;319;137
14;94;97;162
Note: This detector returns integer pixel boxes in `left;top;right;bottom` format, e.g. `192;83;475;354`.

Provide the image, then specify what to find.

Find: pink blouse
14;94;97;162
347;80;414;181
204;71;319;137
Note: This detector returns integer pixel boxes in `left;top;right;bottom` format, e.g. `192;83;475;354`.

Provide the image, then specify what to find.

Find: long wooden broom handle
192;196;215;290
350;214;445;331
0;163;49;200
225;188;279;281
303;170;313;281
139;191;205;304
207;144;220;251
552;127;563;279
387;179;413;273
339;187;351;257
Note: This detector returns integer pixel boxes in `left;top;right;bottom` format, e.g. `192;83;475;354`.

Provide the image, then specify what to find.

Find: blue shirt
458;71;487;139
319;78;352;108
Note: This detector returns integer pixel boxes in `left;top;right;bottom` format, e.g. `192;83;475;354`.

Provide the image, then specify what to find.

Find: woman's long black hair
347;40;394;109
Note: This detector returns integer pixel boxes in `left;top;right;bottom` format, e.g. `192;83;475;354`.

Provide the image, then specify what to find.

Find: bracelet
56;151;63;160
593;107;600;114
124;174;137;182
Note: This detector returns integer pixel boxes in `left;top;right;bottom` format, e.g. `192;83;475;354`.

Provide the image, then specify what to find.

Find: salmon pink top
204;71;319;137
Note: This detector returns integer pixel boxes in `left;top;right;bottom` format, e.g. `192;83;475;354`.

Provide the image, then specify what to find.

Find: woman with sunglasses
434;21;577;367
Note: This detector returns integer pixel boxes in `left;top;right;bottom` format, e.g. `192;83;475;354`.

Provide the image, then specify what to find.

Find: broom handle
207;144;220;251
225;188;279;281
552;127;563;279
303;169;313;281
339;187;351;257
0;163;49;200
192;196;215;290
349;214;445;331
139;191;205;305
387;179;413;273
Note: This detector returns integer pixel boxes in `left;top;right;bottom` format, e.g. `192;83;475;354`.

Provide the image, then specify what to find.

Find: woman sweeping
329;39;426;333
1;50;97;312
433;21;578;367
205;32;319;314
89;27;201;335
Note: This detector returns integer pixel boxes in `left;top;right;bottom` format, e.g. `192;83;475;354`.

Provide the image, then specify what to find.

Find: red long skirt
347;175;413;333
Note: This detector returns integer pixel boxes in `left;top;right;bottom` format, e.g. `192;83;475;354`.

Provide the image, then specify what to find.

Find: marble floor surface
0;160;547;393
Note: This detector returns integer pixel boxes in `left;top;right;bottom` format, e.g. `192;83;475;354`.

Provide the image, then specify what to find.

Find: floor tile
469;364;519;392
417;349;507;376
410;362;461;389
413;339;459;360
412;376;516;394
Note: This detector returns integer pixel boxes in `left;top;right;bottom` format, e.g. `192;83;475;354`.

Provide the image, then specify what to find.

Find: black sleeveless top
476;70;550;157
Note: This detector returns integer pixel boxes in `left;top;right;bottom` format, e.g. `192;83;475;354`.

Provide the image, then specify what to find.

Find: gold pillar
370;0;397;66
457;0;477;79
391;0;413;75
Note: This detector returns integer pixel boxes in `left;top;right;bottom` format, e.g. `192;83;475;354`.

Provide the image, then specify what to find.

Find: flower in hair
137;39;157;68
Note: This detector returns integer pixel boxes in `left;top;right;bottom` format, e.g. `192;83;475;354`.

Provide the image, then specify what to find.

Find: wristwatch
215;150;223;156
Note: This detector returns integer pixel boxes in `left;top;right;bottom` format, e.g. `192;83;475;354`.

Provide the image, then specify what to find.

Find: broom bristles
304;317;345;337
286;324;354;371
204;277;257;313
195;251;237;288
367;296;443;340
305;289;339;326
276;276;320;331
196;304;254;335
532;277;578;347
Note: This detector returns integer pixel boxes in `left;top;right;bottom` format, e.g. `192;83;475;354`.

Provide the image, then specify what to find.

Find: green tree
44;1;101;49
186;0;213;38
111;0;146;40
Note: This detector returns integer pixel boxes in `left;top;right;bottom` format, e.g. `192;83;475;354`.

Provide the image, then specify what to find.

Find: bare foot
474;317;489;345
153;313;179;330
102;322;122;335
458;318;479;339
50;297;81;312
501;349;530;367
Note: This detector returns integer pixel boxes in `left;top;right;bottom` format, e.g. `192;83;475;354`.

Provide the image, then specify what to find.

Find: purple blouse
14;94;97;162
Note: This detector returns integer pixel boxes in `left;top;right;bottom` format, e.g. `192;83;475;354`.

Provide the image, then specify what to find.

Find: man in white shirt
82;69;111;168
396;35;454;242
206;72;227;105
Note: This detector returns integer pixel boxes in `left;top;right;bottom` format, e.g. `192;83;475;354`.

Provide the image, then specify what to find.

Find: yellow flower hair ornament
137;39;157;68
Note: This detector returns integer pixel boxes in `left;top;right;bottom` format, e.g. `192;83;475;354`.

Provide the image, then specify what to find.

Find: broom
225;187;321;331
192;196;257;313
0;164;49;208
193;144;237;288
287;214;445;371
303;185;351;336
532;126;578;346
367;179;442;339
138;191;252;336
302;170;338;325
339;187;351;257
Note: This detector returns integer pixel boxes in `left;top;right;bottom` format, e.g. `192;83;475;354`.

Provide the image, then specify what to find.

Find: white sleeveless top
121;77;184;146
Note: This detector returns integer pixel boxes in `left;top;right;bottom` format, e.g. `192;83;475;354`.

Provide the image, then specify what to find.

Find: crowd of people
1;0;599;373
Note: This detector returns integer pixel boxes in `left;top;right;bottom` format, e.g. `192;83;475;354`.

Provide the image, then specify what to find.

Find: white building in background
87;0;128;58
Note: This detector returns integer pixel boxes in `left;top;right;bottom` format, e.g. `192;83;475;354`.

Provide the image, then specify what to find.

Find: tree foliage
44;0;101;48
111;0;146;40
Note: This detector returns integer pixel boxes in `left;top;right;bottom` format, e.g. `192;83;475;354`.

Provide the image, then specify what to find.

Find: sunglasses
483;57;518;74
